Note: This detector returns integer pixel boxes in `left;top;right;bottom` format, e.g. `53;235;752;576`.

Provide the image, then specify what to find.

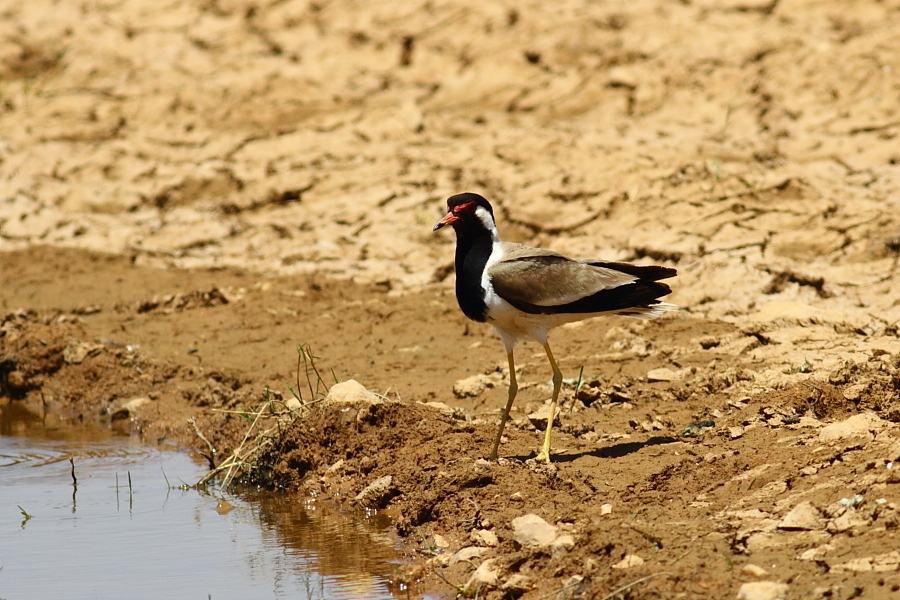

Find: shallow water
0;404;406;600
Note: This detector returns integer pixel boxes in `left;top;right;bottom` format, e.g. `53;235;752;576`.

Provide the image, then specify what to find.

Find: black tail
586;261;677;282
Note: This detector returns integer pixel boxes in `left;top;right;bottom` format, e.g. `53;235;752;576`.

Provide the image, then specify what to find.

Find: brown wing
489;243;674;315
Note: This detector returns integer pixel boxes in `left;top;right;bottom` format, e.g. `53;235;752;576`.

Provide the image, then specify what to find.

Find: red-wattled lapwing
433;192;676;462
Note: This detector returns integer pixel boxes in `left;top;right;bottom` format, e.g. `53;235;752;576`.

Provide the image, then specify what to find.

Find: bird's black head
433;193;496;233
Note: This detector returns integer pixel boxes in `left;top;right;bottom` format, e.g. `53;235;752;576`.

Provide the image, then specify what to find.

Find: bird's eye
453;202;475;214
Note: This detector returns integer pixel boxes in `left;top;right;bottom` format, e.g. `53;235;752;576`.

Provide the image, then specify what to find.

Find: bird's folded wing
489;244;639;308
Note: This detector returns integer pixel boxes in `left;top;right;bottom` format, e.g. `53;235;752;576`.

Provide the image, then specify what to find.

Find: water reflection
0;403;405;599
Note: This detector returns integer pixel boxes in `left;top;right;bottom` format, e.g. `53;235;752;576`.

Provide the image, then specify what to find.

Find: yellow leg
535;342;562;463
489;350;518;460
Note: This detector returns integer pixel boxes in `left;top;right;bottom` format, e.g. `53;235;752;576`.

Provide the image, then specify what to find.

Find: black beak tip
432;222;444;232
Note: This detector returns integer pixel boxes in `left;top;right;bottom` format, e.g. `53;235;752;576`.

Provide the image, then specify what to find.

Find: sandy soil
3;0;900;598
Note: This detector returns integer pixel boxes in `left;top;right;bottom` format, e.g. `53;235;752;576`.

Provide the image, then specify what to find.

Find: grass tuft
196;344;330;489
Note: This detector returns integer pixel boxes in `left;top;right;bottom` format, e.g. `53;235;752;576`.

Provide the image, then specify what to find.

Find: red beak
433;211;459;231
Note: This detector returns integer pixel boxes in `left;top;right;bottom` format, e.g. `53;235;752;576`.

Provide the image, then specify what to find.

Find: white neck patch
474;206;499;242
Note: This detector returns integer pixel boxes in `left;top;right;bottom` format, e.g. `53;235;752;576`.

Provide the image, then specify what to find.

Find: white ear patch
474;206;499;242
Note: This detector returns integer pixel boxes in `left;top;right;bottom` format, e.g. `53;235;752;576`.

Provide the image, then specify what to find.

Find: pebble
528;404;560;429
325;379;382;406
472;458;491;473
462;558;499;597
612;554;644;569
511;514;558;548
736;581;789;600
557;575;585;600
353;475;394;506
842;383;867;401
550;534;576;558
453;373;493;398
470;529;499;547
741;564;768;578
324;459;344;474
647;367;679;382
450;546;486;565
778;501;823;530
63;341;104;364
600;503;613;515
502;573;531;593
682;420;715;438
423;401;464;418
112;396;151;420
838;494;865;508
798;543;833;561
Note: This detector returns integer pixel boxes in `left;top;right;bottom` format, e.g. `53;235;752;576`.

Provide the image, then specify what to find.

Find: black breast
454;236;493;323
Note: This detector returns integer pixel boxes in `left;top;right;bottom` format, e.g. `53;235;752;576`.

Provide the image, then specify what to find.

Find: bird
433;192;676;462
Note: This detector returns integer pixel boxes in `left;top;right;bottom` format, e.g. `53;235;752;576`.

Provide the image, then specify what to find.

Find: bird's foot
535;449;551;463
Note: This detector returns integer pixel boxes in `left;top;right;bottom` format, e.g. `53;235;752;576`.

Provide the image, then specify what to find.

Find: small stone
473;458;491;473
729;426;745;439
838;494;865;509
607;66;638;88
63;341;104;364
325;379;382;406
798;544;833;561
453;373;493;398
550;534;576;558
502;573;531;593
557;575;585;600
111;396;151;420
800;466;818;476
742;564;768;578
600;503;613;515
285;397;302;411
423;401;464;418
682;420;715;438
324;459;344;474
698;335;721;349
450;546;486;565
510;492;524;502
831;557;873;573
353;475;395;507
470;529;499;547
736;581;789;600
462;558;498;597
432;534;451;549
647;367;679;382
527;404;560;429
842;383;867;401
612;554;644;569
778;502;824;530
511;514;558;549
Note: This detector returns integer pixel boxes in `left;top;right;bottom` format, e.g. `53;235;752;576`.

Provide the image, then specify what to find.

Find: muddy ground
3;0;900;598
